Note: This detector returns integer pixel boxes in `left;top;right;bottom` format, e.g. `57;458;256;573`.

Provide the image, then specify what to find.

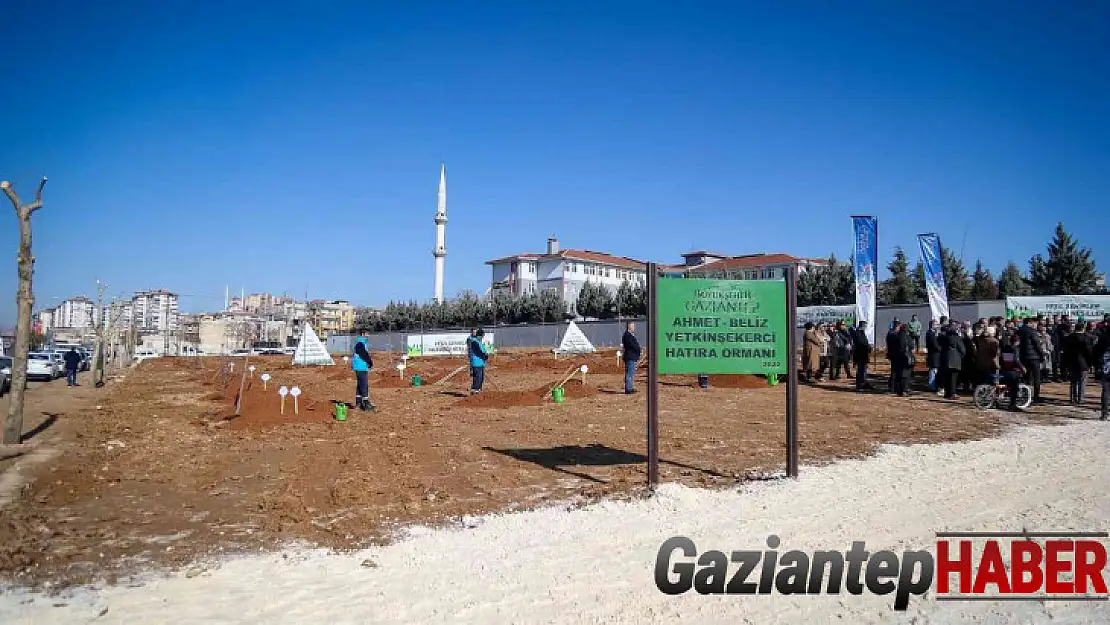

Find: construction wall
325;301;1008;354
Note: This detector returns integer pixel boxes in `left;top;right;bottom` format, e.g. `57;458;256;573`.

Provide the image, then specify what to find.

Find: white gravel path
3;419;1109;624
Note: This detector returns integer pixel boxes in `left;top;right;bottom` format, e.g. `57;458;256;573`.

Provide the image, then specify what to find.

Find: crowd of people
802;312;1110;418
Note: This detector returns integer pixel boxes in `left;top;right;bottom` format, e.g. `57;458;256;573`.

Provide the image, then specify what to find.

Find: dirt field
0;349;1081;589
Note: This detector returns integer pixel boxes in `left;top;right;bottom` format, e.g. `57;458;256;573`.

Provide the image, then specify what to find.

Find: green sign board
655;278;788;375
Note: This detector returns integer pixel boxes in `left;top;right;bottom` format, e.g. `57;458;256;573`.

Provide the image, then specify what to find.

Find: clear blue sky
1;0;1107;324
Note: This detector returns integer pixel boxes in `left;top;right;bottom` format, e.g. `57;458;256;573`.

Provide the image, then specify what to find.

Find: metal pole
785;264;800;478
646;262;659;489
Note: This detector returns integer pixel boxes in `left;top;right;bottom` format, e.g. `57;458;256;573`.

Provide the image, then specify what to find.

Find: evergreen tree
537;288;569;322
911;262;928;303
940;246;973;301
615;280;647;317
575;281;613;319
996;262;1031;298
878;247;918;305
969;261;999;300
1027;223;1100;295
797;255;855;306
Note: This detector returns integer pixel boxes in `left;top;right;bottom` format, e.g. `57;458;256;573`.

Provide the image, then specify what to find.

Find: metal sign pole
785;265;800;478
646;262;660;489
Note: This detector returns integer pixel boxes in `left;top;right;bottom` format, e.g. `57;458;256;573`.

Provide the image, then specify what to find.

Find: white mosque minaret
433;163;447;303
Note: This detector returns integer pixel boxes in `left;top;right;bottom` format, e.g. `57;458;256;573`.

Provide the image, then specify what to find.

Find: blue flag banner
852;216;878;344
917;233;950;321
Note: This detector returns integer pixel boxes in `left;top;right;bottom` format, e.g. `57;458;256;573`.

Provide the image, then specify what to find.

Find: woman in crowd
975;325;1001;385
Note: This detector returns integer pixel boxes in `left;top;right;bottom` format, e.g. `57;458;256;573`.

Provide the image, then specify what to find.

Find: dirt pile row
455;378;600;409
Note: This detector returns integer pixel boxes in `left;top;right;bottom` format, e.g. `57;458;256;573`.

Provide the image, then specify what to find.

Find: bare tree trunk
1;177;47;445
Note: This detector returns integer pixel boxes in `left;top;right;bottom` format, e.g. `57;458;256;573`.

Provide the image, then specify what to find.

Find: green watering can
552;386;566;404
335;402;348;422
412;374;423;387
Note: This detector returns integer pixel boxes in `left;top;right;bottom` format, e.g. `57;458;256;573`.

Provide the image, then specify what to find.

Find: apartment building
132;289;180;331
306;300;354;336
487;237;647;311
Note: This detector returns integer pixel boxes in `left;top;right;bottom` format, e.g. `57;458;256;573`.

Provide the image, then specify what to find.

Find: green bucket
335;402;348;421
552;386;566;403
411;374;423;387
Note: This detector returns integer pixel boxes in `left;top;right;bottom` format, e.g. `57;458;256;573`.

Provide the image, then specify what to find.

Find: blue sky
1;0;1107;323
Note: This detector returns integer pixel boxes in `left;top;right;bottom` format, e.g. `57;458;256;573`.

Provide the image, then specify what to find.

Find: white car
27;352;59;381
0;356;11;395
134;349;160;363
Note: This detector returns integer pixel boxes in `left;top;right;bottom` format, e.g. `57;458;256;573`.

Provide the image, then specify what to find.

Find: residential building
308;299;354;336
132;289;179;332
244;293;276;314
52;297;98;329
486;237;647;312
683;252;830;279
37;309;54;334
103;300;134;328
1097;273;1106;290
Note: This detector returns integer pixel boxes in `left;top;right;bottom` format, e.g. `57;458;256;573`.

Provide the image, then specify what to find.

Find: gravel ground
3;418;1108;624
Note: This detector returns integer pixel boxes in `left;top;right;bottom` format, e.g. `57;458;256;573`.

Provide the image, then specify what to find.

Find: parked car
229;349;251;357
27;352;59;381
0;356;11;396
134;349;160;363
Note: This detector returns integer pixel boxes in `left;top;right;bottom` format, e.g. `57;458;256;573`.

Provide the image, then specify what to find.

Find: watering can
335;402;348;422
412;374;423;387
552;386;566;404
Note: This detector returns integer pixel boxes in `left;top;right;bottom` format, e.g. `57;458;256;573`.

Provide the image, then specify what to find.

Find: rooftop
486;249;646;270
688;253;830;273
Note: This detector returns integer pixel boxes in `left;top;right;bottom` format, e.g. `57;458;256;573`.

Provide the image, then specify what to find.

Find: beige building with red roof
486;237;647;313
486;238;829;314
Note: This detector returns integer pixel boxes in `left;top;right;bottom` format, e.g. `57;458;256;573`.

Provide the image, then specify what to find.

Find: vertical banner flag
917;233;950;321
852;216;878;344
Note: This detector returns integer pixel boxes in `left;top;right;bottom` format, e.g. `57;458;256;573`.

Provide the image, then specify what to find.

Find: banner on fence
917;233;950;321
1005;295;1110;321
852;216;878;344
796;305;856;328
406;332;496;357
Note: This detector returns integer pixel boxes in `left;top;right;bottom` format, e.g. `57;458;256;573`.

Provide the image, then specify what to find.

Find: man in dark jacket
925;320;941;391
885;325;901;392
621;321;641;394
852;321;873;391
887;323;914;397
1096;327;1110;420
1017;318;1045;403
1065;323;1095;405
830;321;852;380
1054;317;1071;382
942;324;966;399
63;347;82;387
999;335;1026;412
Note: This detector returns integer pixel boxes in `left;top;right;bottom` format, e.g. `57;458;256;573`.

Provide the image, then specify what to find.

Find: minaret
433;163;447;303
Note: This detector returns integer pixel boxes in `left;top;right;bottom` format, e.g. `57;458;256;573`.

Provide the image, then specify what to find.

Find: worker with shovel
352;334;377;411
468;328;490;394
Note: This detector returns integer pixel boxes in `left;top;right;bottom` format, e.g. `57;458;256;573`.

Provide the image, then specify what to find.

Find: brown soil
454;378;601;409
0;350;1078;591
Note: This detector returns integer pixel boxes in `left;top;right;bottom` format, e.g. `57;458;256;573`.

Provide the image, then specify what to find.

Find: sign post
646;262;659;488
785;266;799;478
652;272;796;483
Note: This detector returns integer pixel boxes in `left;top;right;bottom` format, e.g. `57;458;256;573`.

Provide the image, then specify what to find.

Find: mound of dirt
707;375;772;389
454;378;600;409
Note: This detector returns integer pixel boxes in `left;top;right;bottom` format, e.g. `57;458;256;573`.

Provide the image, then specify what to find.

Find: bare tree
1;176;47;445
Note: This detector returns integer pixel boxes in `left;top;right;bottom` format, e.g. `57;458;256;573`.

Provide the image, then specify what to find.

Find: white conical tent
556;321;596;354
292;323;335;366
